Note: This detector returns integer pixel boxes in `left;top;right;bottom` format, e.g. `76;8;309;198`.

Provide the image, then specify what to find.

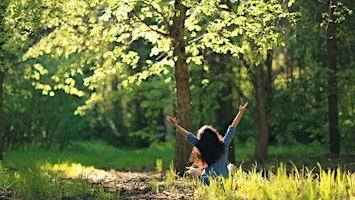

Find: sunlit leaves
20;0;296;117
202;0;291;57
321;2;353;27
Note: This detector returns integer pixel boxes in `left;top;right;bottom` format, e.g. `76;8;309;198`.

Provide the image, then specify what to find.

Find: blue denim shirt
186;125;235;185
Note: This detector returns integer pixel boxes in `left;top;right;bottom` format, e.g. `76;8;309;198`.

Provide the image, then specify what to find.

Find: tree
23;0;194;174
335;1;355;152
170;0;193;174
195;0;295;162
24;0;297;167
279;0;353;151
326;0;339;154
0;0;43;161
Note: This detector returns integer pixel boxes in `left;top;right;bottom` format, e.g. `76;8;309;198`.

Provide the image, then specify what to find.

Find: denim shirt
186;125;235;185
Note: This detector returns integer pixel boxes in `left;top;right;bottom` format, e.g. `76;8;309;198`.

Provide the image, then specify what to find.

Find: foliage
3;74;93;149
1;0;354;156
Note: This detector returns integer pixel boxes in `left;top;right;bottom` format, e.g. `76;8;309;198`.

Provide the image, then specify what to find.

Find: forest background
0;0;354;174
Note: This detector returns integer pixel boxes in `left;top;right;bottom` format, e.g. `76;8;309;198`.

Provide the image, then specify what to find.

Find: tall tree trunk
0;71;4;161
252;65;269;163
171;0;193;175
252;50;273;163
327;0;339;154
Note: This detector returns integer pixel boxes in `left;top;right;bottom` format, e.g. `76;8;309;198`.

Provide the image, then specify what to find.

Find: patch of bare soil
84;169;194;199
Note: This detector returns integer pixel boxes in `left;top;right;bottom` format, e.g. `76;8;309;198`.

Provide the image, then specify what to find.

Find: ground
85;169;194;199
88;155;355;199
2;154;354;199
85;153;355;199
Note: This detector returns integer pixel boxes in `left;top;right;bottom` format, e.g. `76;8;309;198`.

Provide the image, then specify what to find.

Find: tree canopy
1;0;354;170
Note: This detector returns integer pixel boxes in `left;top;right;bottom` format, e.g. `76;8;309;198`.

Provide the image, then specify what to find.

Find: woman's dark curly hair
189;125;225;168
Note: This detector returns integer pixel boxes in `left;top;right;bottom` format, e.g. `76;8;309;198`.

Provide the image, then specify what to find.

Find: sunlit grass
40;162;96;178
0;162;95;199
191;163;355;199
1;141;172;199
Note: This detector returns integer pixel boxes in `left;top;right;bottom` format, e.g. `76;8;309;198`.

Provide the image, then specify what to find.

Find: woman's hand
167;115;190;137
232;102;248;128
239;102;248;112
167;116;178;127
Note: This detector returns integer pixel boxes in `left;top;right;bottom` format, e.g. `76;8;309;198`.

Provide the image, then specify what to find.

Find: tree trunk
171;0;193;175
0;71;4;161
327;0;339;154
252;65;269;163
251;50;273;163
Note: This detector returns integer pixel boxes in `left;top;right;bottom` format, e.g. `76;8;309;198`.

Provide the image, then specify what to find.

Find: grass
4;140;174;170
1;140;355;199
190;163;355;199
1;141;174;199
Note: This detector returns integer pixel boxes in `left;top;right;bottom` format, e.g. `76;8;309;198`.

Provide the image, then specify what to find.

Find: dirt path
84;169;194;199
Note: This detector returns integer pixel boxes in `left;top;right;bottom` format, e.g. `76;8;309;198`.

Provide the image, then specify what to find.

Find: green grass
1;141;354;199
1;141;174;199
4;140;174;171
3;141;328;171
189;163;355;199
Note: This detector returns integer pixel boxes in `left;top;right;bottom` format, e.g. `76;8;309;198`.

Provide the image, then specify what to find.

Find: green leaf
288;0;295;7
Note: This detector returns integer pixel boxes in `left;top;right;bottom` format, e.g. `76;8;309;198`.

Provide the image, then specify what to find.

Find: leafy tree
23;0;193;173
0;0;45;160
335;1;355;152
23;0;298;166
277;0;354;153
192;0;296;162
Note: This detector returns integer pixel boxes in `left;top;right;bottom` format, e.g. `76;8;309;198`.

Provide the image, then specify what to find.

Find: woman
167;102;248;185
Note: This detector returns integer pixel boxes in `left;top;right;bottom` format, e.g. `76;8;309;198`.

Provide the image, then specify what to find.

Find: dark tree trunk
327;0;340;154
251;50;273;163
171;0;193;175
0;71;4;161
252;65;269;163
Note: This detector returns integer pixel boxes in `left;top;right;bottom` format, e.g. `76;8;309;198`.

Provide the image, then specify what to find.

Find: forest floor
85;169;192;199
2;154;354;199
85;153;355;199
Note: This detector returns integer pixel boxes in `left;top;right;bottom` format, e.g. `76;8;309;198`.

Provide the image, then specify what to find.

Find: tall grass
192;163;355;199
0;162;95;199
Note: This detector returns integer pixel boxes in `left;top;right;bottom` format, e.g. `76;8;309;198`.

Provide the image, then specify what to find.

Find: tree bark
251;50;273;163
0;71;4;161
171;0;193;175
252;65;269;163
327;0;340;154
